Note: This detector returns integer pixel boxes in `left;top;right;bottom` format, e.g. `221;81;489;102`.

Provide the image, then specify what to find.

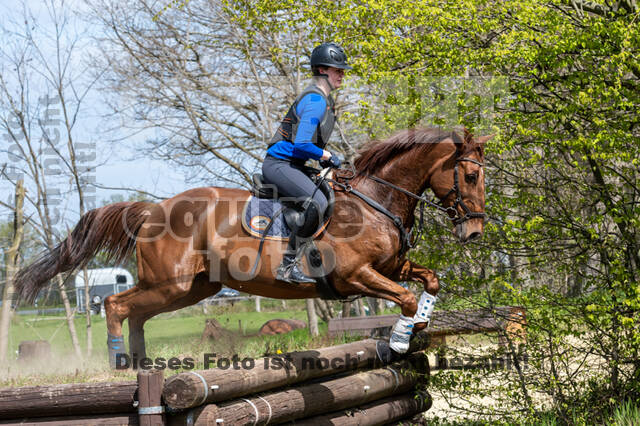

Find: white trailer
74;267;134;314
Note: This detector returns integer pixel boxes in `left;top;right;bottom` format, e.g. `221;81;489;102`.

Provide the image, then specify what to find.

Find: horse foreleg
389;259;440;332
346;265;418;354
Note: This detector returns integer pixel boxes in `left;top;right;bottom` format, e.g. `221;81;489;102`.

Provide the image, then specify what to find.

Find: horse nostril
467;231;481;242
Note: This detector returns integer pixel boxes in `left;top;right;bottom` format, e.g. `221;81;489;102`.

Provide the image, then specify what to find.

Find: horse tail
14;201;154;303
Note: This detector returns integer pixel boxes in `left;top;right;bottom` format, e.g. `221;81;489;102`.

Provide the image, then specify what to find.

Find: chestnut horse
14;127;490;365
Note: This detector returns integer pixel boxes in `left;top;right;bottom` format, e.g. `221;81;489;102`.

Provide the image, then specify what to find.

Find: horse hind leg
105;273;221;368
104;281;185;368
128;312;153;361
104;282;186;369
104;285;143;369
128;273;221;363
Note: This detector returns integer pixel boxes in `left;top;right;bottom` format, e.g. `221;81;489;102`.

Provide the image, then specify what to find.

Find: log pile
0;334;432;425
164;335;432;425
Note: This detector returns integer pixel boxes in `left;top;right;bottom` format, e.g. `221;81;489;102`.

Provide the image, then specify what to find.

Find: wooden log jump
328;306;527;345
167;353;428;426
0;381;138;419
0;333;433;425
0;413;138;426
284;392;432;426
163;332;430;411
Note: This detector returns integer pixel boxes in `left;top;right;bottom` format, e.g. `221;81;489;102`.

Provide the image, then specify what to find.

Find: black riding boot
276;234;316;284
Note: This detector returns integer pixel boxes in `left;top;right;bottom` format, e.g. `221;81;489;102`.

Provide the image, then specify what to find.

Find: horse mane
354;127;478;175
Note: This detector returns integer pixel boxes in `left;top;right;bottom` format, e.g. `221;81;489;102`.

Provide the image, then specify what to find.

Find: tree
85;0;355;188
0;0;108;359
0;180;25;362
234;0;640;420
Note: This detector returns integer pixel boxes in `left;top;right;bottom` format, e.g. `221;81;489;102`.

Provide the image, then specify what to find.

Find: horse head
429;130;493;243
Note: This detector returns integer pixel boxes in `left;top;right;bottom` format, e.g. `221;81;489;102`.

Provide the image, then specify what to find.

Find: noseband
439;157;486;225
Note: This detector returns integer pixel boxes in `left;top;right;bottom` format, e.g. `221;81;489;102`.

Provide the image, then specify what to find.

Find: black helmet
310;42;353;71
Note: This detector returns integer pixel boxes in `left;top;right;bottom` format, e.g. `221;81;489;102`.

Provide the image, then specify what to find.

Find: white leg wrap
413;291;437;325
389;315;414;353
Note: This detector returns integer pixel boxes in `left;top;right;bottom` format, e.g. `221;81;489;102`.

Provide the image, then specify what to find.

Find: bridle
437;156;486;225
329;151;486;254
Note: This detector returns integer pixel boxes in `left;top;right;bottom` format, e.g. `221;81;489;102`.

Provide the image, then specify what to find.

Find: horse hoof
375;340;393;364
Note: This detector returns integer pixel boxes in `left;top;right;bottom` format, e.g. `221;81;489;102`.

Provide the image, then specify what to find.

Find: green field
1;299;378;387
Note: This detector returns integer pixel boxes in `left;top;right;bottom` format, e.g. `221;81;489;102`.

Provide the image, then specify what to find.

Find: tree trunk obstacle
0;307;525;425
0;335;430;425
258;319;307;335
163;335;430;410
167;354;428;426
284;392;432;426
328;306;527;345
0;381;138;419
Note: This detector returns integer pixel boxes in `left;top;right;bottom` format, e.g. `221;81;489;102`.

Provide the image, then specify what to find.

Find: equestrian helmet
310;42;353;71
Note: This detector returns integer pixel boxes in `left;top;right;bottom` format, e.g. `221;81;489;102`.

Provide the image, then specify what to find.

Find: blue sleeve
291;93;326;161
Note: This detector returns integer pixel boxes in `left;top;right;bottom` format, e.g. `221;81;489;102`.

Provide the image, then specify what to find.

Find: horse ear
475;134;495;146
463;128;473;145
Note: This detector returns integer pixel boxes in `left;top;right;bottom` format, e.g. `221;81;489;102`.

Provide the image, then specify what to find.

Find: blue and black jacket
267;83;336;165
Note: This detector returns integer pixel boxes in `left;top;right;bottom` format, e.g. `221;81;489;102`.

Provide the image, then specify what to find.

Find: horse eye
465;173;478;184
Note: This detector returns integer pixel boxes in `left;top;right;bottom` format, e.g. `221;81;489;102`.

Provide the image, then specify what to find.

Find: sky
0;0;194;223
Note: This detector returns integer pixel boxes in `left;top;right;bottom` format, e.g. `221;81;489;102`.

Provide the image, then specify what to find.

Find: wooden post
306;299;319;337
137;369;165;426
255;296;261;312
0;179;25;362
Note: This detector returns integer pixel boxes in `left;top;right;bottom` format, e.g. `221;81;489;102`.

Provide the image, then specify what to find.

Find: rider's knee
313;191;328;215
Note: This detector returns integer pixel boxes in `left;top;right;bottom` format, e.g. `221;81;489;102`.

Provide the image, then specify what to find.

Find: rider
262;42;351;284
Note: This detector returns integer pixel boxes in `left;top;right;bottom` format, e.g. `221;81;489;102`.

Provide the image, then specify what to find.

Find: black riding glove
320;152;342;169
329;154;342;169
320;152;343;169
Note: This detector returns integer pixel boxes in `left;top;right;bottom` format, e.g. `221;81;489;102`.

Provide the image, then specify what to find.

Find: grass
611;400;640;426
0;298;371;387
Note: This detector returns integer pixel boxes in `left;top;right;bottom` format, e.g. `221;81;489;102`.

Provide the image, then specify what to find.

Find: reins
366;156;485;226
329;154;486;255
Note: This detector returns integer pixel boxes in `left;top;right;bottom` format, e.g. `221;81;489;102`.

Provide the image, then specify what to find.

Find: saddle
246;169;344;301
242;170;335;241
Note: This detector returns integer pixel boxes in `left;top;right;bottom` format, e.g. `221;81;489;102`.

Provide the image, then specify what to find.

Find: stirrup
276;254;315;284
287;261;316;284
276;261;293;283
